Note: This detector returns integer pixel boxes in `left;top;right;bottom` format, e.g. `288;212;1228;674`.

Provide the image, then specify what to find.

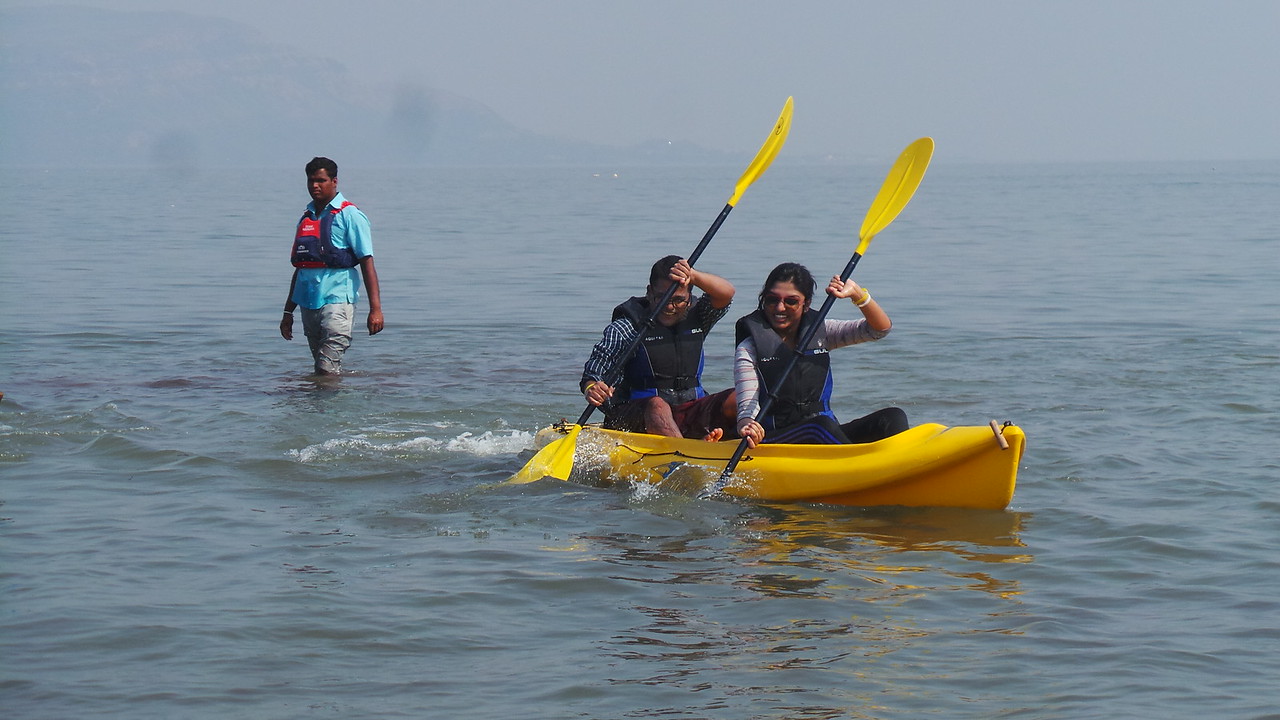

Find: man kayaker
279;157;384;376
580;255;737;441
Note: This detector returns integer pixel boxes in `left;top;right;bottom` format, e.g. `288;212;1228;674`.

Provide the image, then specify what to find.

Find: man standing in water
279;157;384;375
580;255;737;441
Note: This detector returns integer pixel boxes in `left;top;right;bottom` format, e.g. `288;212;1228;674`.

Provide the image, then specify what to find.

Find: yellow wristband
853;290;872;307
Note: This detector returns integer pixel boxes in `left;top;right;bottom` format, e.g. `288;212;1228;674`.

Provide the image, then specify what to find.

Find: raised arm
671;258;734;309
827;276;889;332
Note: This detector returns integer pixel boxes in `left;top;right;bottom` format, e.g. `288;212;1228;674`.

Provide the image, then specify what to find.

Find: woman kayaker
734;262;908;448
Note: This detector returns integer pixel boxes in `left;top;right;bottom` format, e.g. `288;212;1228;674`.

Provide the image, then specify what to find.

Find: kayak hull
542;422;1024;510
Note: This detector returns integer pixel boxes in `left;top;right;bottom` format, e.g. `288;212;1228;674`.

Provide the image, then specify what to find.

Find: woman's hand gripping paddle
507;97;795;485
707;137;935;493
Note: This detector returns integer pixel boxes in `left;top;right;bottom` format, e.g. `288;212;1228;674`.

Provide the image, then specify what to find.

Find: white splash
289;429;536;463
440;430;535;456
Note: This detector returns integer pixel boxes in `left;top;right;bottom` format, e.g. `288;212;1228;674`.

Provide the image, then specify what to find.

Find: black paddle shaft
573;203;735;426
714;251;866;485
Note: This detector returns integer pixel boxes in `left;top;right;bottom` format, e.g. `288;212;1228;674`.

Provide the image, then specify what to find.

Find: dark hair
648;255;682;287
305;156;338;178
758;262;815;307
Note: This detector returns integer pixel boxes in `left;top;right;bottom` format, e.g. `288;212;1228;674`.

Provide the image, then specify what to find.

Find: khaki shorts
300;303;354;374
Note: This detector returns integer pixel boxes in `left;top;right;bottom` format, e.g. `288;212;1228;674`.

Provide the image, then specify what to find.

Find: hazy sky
10;0;1280;162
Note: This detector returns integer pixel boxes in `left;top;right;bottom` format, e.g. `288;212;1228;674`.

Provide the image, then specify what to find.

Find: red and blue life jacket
291;201;359;269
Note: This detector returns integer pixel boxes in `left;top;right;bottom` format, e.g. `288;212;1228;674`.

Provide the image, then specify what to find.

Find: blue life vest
612;296;708;406
735;309;834;430
291;201;359;269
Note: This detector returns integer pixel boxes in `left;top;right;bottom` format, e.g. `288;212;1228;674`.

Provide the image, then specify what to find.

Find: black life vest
611;296;708;406
291;201;359;269
735;309;834;430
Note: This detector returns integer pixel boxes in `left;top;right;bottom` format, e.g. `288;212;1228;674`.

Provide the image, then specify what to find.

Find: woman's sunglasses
761;293;804;308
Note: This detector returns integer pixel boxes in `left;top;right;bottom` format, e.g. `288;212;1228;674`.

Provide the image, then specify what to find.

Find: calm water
2;158;1278;719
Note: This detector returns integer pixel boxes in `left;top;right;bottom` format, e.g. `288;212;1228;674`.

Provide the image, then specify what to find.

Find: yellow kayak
536;421;1025;510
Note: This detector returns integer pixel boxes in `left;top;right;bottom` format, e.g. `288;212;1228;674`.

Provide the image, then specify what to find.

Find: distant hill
0;6;735;169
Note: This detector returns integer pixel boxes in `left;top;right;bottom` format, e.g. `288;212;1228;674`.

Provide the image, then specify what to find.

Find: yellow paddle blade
856;136;934;255
507;425;582;484
727;96;794;207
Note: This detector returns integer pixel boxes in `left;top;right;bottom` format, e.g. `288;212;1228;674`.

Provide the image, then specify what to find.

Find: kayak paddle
708;136;935;492
508;96;795;485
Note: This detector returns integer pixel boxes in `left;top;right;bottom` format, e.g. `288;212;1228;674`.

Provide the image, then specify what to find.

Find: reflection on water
743;503;1030;562
578;500;1031;716
734;504;1029;606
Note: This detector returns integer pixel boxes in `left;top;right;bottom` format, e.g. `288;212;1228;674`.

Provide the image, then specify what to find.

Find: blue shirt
290;192;374;310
